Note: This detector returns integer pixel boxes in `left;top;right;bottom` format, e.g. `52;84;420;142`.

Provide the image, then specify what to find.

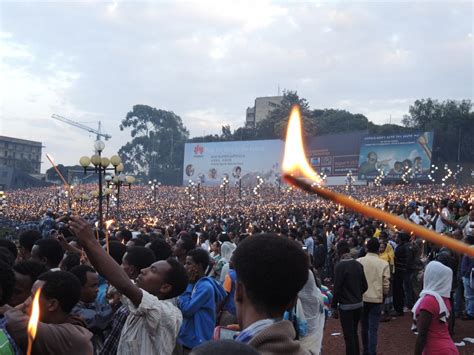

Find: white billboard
183;140;284;186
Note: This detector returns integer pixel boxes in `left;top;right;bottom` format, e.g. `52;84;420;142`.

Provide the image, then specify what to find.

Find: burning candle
282;105;474;257
105;219;114;253
27;288;41;355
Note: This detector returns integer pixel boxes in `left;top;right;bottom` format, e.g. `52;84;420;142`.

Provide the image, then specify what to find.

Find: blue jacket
222;269;237;315
178;276;226;348
461;255;474;278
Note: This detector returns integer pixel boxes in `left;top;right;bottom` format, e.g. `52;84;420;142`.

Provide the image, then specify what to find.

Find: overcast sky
0;0;472;172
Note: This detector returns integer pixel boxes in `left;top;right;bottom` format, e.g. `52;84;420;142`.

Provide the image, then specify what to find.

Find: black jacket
394;242;415;273
332;258;368;309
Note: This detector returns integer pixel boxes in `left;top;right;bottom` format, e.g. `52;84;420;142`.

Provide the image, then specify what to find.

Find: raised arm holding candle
282;105;474;258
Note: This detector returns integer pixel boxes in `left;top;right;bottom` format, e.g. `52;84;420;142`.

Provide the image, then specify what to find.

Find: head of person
422;261;452;298
136;257;188;300
185;248;210;283
18;230;41;260
122;246;156;280
147;238;172;261
29;271;81;323
108;240;127;265
9;260;48;307
336;240;351;257
116;229;133;244
232;234;309;325
396;232;410;244
172;235;195;260
0;247;15;267
59;252;81;272
30;238;64;269
367;152;378;164
366;237;380;254
190;340;259;355
379;240;387;254
394;161;402;172
0;239;18;261
69;265;99;304
220;241;236;261
0;260;14;307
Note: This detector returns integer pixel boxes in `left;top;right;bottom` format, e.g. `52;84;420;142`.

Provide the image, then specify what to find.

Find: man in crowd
4;271;93;354
69;216;189;355
232;233;309;354
393;232;415;316
358;238;390;355
17;230;41;261
173;234;196;265
30;238;64;271
70;265;113;341
101;245;156;354
177;248;226;353
9;260;47;307
332;240;368;355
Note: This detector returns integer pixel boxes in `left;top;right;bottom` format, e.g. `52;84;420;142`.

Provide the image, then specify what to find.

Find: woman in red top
412;260;458;355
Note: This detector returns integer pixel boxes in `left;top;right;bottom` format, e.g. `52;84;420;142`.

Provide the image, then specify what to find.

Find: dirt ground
322;313;474;355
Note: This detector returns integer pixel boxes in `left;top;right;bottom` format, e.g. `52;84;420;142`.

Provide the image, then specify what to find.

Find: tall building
0;136;42;174
246;96;283;127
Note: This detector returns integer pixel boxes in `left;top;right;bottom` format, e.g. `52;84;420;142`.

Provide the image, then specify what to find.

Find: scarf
235;318;277;344
411;261;452;328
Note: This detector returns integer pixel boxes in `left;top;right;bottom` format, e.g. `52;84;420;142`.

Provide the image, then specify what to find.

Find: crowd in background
0;182;472;355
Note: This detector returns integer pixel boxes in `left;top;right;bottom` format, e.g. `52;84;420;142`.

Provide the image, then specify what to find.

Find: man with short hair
18;230;41;261
102;245;156;355
69;216;188;355
358;238;390;355
9;260;48;307
30;238;64;270
177;248;226;352
4;271;93;354
332;240;368;355
393;232;415;316
232;233;310;355
70;265;113;334
173;236;196;264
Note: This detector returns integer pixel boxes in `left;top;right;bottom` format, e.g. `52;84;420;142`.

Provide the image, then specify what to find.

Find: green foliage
118;105;189;181
402;99;473;162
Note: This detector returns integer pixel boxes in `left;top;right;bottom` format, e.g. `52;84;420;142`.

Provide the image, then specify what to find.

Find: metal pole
197;183;200;207
98;157;103;230
116;183;121;220
239;178;242;200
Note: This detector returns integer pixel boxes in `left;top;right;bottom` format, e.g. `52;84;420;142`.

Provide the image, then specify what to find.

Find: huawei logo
194;145;204;155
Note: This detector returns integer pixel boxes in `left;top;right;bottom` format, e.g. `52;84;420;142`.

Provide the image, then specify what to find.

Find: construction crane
51;114;112;141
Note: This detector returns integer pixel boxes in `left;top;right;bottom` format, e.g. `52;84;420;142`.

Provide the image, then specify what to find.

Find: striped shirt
117;289;182;355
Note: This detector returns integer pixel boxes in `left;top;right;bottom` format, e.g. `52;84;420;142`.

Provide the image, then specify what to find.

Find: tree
258;90;317;139
46;164;68;181
312;109;370;135
402;99;473;162
118;105;189;182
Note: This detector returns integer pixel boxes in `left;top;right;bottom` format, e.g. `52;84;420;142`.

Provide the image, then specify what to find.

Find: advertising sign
358;132;434;181
183;140;284;186
306;132;365;176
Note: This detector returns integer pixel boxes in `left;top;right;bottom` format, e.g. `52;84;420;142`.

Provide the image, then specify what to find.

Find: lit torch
282;105;474;257
105;219;114;254
27;288;41;355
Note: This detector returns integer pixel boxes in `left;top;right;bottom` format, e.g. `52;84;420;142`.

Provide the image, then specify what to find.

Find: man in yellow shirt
358;238;390;355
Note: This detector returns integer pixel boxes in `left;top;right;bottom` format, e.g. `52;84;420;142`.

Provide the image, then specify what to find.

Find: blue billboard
358;132;434;181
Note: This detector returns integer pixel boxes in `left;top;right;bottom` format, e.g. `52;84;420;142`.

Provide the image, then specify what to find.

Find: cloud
0;1;471;172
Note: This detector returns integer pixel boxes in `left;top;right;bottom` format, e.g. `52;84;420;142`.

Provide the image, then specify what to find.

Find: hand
68;216;97;246
56;234;69;250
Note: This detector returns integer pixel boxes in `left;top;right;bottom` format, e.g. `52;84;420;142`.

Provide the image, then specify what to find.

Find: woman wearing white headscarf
412;261;458;355
216;241;236;283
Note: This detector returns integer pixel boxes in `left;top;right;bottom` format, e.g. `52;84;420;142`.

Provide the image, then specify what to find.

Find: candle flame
28;287;41;341
105;219;114;229
282;105;322;184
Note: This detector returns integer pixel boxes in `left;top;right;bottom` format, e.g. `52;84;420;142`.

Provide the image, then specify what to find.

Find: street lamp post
196;181;201;207
148;179;161;202
112;172;135;220
220;176;229;205
79;140;123;229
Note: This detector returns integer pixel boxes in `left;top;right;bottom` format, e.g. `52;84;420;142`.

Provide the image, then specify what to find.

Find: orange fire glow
282;106;322;184
27;287;41;355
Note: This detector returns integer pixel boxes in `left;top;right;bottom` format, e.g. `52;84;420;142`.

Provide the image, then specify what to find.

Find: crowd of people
0;182;472;354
